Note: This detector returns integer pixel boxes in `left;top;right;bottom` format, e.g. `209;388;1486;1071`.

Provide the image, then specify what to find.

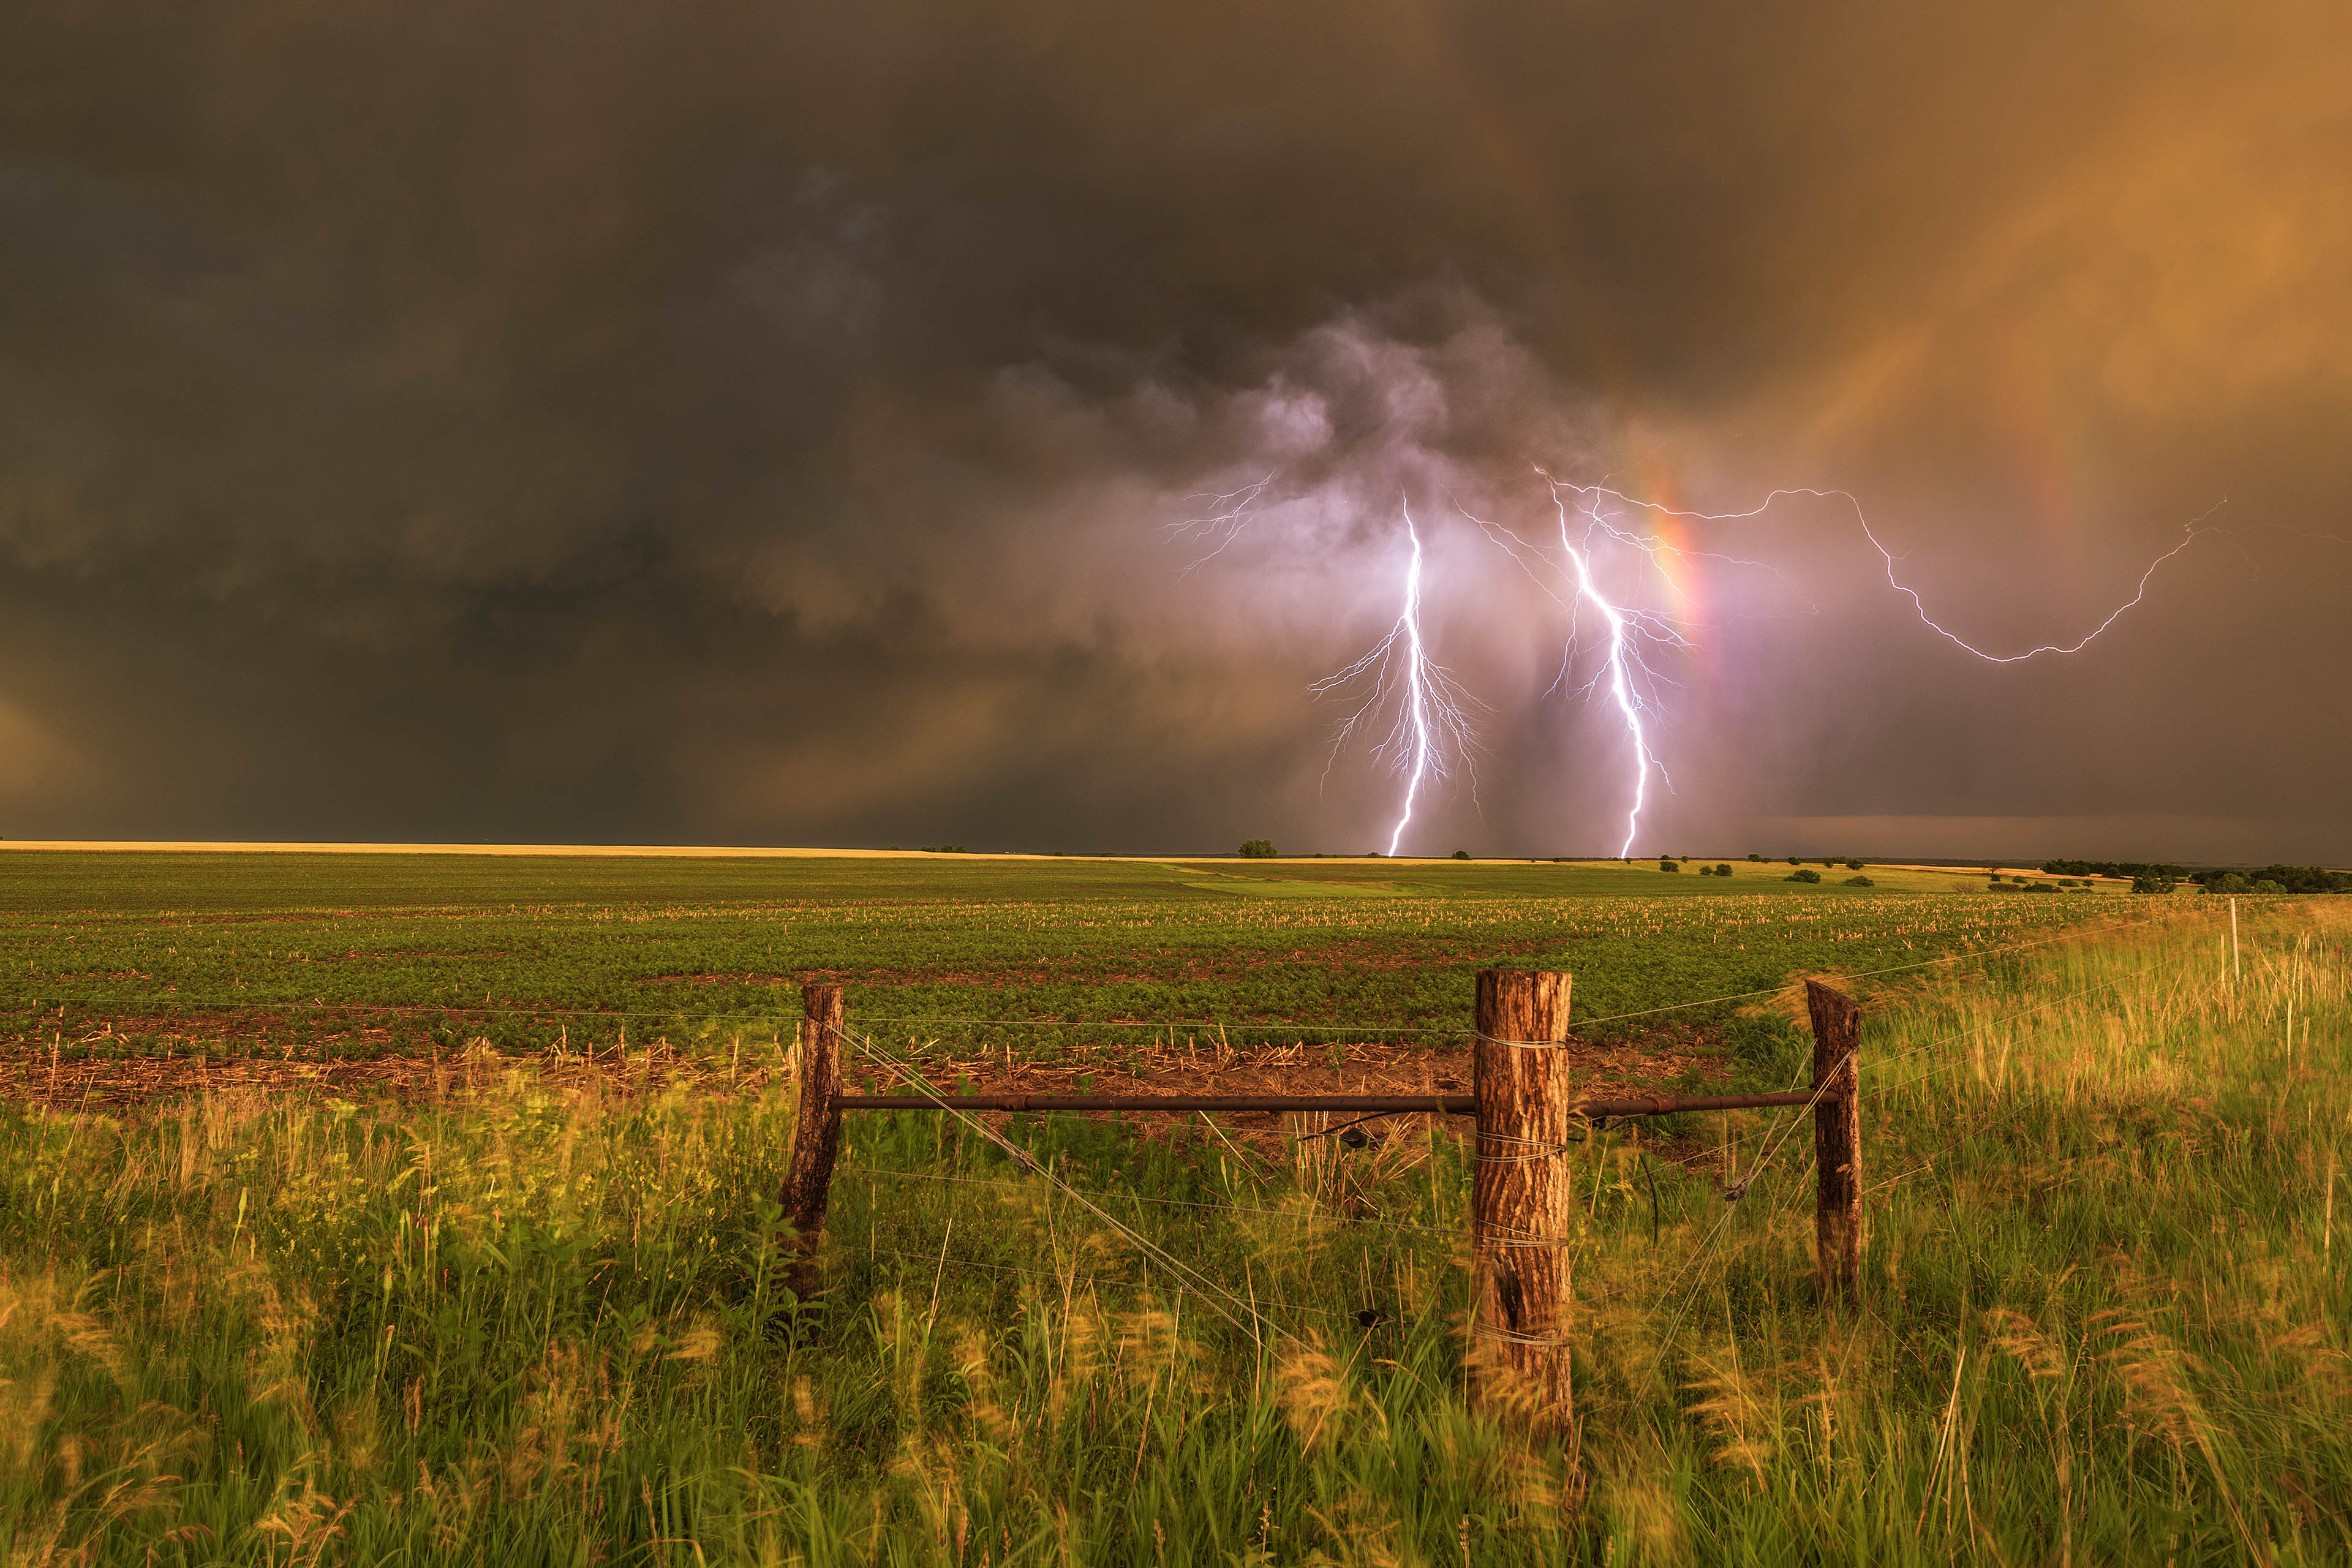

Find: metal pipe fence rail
780;969;1865;1442
831;1089;1823;1116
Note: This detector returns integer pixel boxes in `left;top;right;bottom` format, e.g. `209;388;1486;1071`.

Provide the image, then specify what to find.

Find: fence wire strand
841;1159;1461;1241
837;1022;1298;1350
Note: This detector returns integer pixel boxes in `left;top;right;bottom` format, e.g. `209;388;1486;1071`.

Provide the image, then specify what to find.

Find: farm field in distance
4;850;2124;1089
1;848;2343;1565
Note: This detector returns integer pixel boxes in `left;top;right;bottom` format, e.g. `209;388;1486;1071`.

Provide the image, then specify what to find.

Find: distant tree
2247;865;2352;894
1696;864;1716;875
2130;874;2175;894
1747;853;1765;861
1843;875;1874;887
1845;858;1865;870
1715;864;1732;876
2209;870;2251;895
2049;859;2191;881
1787;856;1802;865
1451;849;1471;860
2253;879;2287;894
1238;840;1277;858
1658;858;1681;872
1785;868;1822;884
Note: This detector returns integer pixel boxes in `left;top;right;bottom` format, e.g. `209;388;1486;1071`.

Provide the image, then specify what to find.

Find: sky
2;0;2346;863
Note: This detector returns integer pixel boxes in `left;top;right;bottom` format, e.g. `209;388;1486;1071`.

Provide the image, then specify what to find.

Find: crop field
4;851;2124;1084
1;851;2345;1564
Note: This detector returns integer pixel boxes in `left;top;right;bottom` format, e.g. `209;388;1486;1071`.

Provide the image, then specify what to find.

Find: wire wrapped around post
782;983;846;1304
1805;979;1862;1297
1470;967;1576;1436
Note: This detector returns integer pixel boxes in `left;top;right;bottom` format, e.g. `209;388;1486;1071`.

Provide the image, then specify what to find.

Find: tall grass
1;900;2345;1564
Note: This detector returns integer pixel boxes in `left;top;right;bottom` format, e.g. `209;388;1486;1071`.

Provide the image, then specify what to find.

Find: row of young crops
3;853;2115;1065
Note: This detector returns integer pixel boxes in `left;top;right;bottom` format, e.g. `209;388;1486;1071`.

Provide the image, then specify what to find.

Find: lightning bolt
1504;480;2246;855
1464;477;1691;858
1550;486;1668;857
1310;500;1477;857
1553;483;2227;663
1167;475;1276;573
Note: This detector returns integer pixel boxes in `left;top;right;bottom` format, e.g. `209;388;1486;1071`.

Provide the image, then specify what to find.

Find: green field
2;853;2343;1564
4;851;2126;1070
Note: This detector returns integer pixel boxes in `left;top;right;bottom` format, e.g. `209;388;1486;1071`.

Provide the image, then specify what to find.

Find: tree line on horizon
2041;859;2352;894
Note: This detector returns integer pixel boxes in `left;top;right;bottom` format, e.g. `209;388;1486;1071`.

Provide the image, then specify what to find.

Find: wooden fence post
1471;968;1575;1434
782;982;845;1302
1804;979;1861;1297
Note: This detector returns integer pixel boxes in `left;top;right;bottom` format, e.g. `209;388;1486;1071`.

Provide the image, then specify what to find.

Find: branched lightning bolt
1173;461;2331;864
1464;477;1691;857
1309;501;1477;857
1500;479;2250;854
1550;486;1667;857
1553;483;2228;663
1167;475;1275;573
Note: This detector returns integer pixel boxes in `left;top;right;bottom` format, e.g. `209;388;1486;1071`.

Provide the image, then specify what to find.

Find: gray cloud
1;0;2345;858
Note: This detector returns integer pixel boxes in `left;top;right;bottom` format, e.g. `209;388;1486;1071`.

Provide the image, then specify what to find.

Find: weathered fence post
1471;968;1575;1434
782;982;845;1300
1804;980;1861;1297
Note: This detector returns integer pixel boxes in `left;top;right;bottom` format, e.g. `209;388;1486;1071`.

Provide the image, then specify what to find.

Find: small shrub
1989;880;2021;891
1785;868;1822;884
1238;839;1277;859
1696;864;1716;875
1845;858;1865;870
2252;879;2286;894
1659;859;1681;872
1843;874;1874;887
1787;856;1801;865
1450;849;1471;860
1715;864;1732;876
1746;853;1765;862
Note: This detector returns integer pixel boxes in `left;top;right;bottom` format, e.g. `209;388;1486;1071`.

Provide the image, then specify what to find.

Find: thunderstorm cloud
1;0;2346;859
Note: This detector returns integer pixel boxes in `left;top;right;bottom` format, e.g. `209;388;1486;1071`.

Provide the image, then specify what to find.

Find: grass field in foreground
2;851;2143;1070
0;885;2343;1564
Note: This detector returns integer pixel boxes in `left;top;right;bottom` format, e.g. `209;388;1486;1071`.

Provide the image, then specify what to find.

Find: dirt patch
0;1027;1726;1109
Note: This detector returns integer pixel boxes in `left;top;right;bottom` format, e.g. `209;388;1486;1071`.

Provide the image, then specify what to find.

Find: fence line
842;1160;1463;1240
784;968;1868;1438
829;1016;1295;1349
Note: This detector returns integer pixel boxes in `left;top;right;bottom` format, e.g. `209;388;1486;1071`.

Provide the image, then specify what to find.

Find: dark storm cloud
1;0;2345;857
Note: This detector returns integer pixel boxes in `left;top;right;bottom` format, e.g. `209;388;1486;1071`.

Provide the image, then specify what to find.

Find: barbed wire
840;1159;1462;1241
837;1021;1298;1350
834;1242;1368;1325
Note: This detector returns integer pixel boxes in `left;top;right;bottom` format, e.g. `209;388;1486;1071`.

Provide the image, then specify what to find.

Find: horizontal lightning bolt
1550;483;2226;663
